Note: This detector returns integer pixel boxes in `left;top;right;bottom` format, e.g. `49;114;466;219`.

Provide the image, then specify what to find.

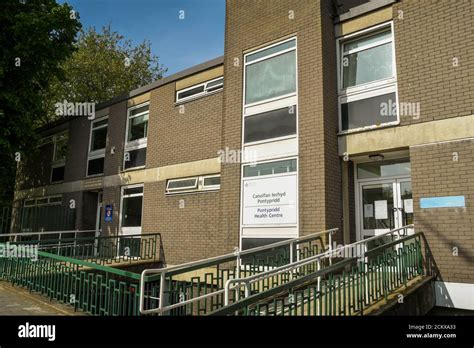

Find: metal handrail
223;224;414;305
0;229;98;243
139;227;338;315
211;231;425;316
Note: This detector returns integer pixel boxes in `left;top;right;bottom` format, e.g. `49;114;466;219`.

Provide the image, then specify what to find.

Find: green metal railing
0;250;142;315
209;231;436;316
0;232;165;266
0;231;165;316
139;228;338;315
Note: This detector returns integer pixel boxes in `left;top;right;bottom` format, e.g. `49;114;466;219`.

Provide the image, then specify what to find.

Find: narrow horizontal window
167;178;198;191
205;77;224;92
203;175;220;187
341;92;397;131
244;106;296;143
124;148;147;170
87;157;104;176
243;159;296;178
176;77;224;103
246;39;296;63
123;187;143;196
178;85;205;100
49;196;62;204
129;104;149;117
166;174;220;194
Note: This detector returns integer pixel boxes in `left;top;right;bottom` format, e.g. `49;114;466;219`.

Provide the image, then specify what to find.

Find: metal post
158;270;166;316
329;231;333;266
234;247;240;301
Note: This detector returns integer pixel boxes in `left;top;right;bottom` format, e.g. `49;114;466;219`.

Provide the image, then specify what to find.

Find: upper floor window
244;38;296;106
176;76;223;103
124;103;149;170
338;22;398;132
87;117;108;176
51;132;68;183
243;38;298;145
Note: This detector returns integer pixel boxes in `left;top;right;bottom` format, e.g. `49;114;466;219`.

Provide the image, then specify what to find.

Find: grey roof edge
36;55;224;134
96;55;224;110
335;0;398;24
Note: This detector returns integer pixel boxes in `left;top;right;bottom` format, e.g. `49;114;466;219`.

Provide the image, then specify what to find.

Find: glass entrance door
358;178;412;240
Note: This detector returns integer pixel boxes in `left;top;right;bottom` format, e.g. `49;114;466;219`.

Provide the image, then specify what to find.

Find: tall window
87;117;108;176
243;37;297;144
51;132;68;183
124;103;148;170
121;186;143;229
338;22;398;132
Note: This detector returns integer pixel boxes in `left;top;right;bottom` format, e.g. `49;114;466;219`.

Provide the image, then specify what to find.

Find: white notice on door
374;200;388;220
404;199;413;213
364;204;373;218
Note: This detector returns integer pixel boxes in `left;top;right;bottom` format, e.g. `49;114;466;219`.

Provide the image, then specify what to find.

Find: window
176;77;224;103
51;132;68;183
338;23;398;132
124;103;148;170
24;195;62;207
244;38;296;106
357;159;411;179
244;106;296;143
166;174;220;194
121;186;143;228
87;117;108;176
243;159;297;178
243;38;298;145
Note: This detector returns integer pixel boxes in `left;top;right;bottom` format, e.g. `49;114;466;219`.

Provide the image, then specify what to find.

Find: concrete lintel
338;115;474;156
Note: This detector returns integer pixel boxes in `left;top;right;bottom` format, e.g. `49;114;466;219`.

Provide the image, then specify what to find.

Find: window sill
337;121;400;136
165;188;220;196
121;166;146;173
85;173;104;179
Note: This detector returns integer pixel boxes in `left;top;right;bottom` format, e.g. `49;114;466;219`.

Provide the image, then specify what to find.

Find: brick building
12;0;474;310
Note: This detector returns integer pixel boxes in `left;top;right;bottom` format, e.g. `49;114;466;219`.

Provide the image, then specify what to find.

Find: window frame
165;174;221;195
242;37;298;147
123;102;149;171
86;116;108;177
243;37;298;111
50;131;68;183
24;195;62;207
119;184;144;234
337;21;399;134
175;76;224;103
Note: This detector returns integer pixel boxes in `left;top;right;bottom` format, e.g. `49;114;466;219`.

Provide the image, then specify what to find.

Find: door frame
355;168;411;242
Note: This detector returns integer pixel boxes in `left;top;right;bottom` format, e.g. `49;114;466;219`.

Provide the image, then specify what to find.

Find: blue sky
62;0;226;76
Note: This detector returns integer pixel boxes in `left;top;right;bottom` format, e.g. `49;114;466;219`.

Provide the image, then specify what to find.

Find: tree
0;0;81;199
43;25;167;123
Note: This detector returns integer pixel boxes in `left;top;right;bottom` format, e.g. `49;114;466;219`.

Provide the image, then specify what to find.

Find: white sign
242;174;297;225
364;204;374;218
404;199;413;213
374;200;388;220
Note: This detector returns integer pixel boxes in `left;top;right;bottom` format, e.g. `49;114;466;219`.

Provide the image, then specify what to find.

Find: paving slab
0;281;87;316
